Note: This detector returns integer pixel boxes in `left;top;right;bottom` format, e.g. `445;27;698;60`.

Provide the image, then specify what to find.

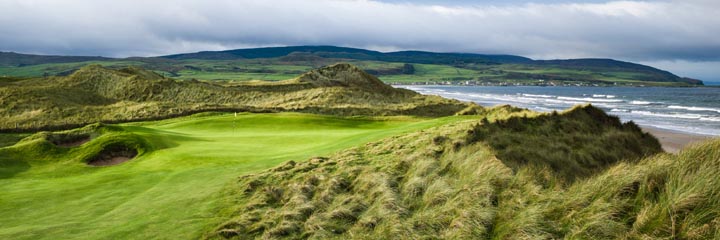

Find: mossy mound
294;63;404;95
48;133;91;147
0;123;149;178
16;123;103;147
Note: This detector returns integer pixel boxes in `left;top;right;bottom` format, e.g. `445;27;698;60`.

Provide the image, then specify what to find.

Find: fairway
0;112;462;239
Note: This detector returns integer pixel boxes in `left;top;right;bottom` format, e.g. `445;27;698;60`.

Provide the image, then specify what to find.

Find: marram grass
209;105;719;239
0;63;470;132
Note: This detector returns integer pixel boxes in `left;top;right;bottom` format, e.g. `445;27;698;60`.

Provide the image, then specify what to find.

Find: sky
0;0;718;81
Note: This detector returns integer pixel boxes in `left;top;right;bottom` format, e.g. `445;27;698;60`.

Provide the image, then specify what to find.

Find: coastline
641;126;714;153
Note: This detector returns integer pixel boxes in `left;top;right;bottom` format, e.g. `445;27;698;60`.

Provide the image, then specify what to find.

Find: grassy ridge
0;112;464;239
469;105;662;182
208;106;720;239
0;51;110;67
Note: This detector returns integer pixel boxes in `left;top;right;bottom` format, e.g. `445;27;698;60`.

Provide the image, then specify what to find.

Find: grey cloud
0;0;718;62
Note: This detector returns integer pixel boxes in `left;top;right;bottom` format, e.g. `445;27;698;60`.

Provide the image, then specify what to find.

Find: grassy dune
0;112;464;239
209;106;720;239
0;63;470;131
2;104;717;239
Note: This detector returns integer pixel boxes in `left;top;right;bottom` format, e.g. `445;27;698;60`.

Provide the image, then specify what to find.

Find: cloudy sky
1;0;718;81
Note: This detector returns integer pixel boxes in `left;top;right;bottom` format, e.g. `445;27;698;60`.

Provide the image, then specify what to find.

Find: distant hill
0;52;110;67
0;46;703;85
533;58;703;84
161;45;533;64
0;63;473;132
159;46;701;85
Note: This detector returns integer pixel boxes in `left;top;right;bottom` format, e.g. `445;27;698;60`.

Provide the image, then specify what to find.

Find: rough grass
0;112;463;239
205;105;720;240
2;103;716;239
468;105;662;182
211;118;504;239
0;63;470;132
513;139;720;239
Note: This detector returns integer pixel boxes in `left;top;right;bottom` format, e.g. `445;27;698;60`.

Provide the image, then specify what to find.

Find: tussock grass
468;105;662;182
209;105;720;239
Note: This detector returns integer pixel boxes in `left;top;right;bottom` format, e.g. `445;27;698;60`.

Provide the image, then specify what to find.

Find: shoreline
641;126;715;153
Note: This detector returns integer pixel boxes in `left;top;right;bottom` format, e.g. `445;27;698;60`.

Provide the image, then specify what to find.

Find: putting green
0;112;463;239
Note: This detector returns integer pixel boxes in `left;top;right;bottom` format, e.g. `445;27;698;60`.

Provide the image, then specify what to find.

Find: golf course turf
0;112;463;239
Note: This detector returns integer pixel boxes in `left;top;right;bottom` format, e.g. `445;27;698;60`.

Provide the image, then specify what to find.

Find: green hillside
162;46;533;64
0;46;704;86
0;51;109;67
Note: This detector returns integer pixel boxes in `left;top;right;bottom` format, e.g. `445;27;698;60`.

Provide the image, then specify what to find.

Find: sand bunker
88;145;138;166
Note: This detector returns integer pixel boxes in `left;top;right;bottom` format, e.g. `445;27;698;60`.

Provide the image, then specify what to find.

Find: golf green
0;112;462;239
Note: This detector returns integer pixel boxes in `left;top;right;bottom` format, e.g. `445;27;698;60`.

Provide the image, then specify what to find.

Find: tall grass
206;105;715;239
467;105;662;182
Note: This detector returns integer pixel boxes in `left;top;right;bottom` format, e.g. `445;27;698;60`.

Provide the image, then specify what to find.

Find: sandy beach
642;126;715;153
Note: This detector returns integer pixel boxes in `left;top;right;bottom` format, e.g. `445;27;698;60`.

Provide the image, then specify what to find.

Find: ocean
400;86;720;136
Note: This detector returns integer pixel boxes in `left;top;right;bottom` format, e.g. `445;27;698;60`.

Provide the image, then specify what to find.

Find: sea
400;85;720;136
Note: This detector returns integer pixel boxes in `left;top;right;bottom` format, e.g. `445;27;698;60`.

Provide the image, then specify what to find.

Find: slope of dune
0;63;473;132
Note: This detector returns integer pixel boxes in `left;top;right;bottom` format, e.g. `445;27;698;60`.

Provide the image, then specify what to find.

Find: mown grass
0;133;29;148
0;112;465;239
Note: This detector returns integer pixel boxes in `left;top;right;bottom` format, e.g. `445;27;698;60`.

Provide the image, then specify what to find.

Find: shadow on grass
121;125;210;150
467;105;662;183
0;154;30;179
